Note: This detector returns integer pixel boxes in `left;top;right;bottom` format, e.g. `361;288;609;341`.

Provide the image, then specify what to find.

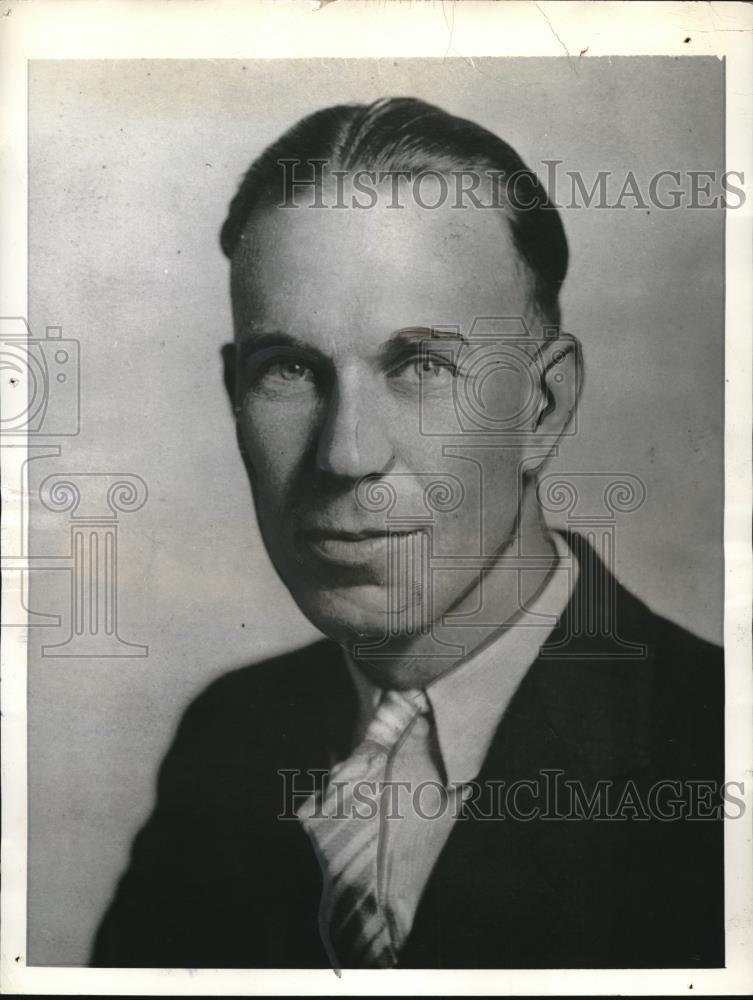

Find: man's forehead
237;174;517;259
231;187;532;338
242;213;513;281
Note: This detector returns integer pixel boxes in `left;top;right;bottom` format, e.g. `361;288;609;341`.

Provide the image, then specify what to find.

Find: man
91;98;723;969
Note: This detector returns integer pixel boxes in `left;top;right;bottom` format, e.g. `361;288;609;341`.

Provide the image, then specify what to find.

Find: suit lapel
252;640;357;967
398;532;659;967
397;656;588;967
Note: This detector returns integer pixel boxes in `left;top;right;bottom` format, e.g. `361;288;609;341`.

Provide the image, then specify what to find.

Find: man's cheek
241;420;295;488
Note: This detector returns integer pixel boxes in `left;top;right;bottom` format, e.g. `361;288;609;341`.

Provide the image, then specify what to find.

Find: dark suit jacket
91;532;724;968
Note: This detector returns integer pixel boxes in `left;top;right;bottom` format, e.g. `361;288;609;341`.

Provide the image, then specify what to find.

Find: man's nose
315;375;394;479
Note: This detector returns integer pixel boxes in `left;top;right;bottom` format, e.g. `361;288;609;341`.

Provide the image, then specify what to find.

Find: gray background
27;57;724;963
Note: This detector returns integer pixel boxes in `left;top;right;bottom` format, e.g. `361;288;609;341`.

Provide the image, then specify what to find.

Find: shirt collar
345;531;579;786
428;531;578;785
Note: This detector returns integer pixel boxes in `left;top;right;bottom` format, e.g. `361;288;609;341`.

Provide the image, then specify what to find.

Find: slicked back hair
221;97;568;325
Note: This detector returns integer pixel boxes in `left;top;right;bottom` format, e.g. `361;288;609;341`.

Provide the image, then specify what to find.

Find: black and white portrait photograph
1;1;752;995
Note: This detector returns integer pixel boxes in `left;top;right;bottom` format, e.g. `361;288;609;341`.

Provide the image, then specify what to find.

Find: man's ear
524;333;583;464
221;342;237;417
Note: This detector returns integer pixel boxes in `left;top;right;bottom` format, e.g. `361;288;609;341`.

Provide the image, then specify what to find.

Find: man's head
222;98;578;664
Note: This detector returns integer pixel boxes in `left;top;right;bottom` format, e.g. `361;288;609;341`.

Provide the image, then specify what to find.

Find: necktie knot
358;688;429;757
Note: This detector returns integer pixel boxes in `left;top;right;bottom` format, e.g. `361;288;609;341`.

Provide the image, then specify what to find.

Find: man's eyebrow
388;326;466;344
378;326;466;365
236;332;324;367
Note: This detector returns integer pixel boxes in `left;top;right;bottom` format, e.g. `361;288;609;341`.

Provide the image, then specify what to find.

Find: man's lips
301;527;425;566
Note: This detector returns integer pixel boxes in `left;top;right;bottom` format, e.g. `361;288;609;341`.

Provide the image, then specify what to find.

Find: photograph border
1;1;751;995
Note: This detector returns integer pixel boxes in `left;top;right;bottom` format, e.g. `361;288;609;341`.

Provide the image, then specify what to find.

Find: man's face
231;178;540;648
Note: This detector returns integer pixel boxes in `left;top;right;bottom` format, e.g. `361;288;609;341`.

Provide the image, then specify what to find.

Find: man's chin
289;582;429;646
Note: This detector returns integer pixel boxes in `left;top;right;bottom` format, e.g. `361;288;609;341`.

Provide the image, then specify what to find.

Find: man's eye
242;355;320;402
392;356;457;382
251;358;318;396
265;360;315;382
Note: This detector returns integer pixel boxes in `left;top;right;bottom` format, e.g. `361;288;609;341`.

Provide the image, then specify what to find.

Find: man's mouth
302;527;425;567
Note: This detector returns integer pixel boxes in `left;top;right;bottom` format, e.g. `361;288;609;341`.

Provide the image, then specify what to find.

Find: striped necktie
297;687;429;969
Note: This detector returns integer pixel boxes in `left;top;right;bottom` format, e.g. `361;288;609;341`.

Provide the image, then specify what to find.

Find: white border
1;1;751;995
